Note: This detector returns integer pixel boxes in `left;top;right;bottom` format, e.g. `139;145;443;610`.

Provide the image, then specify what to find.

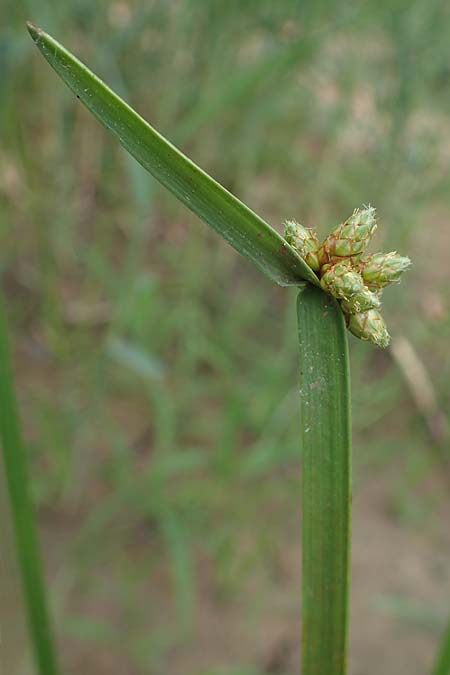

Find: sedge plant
0;22;428;675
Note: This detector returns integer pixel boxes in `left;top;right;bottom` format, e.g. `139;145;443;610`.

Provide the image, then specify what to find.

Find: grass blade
0;452;35;674
297;285;351;675
0;292;59;675
26;22;319;288
432;615;450;675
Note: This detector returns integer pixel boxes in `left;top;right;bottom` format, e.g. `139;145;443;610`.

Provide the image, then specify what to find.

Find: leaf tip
26;21;43;43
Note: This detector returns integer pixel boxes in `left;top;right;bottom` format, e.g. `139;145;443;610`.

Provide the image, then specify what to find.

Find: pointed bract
26;24;321;288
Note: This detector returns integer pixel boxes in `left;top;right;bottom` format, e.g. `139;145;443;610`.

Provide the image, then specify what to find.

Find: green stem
432;615;450;675
297;285;352;675
0;292;59;675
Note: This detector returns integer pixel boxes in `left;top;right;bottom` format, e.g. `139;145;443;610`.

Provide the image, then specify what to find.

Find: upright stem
297;285;352;675
0;292;59;675
431;614;450;675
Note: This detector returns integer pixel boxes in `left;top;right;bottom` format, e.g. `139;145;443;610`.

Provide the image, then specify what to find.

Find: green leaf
297;285;351;675
26;23;319;288
0;292;59;675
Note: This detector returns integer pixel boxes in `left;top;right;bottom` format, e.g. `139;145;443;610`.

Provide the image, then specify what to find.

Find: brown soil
40;456;449;675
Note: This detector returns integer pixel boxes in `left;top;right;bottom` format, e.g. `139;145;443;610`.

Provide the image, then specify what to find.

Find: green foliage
27;22;318;289
0;1;447;673
28;23;350;675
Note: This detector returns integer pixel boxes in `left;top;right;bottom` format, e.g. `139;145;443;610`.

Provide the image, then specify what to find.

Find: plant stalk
432;614;450;675
297;285;352;675
0;292;59;675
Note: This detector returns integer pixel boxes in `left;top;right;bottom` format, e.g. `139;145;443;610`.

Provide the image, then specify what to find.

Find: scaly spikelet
284;220;320;271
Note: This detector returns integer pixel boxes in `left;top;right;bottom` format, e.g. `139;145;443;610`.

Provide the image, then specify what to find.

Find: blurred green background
1;1;449;674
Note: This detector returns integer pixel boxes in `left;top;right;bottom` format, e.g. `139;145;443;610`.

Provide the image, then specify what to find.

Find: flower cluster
284;206;411;348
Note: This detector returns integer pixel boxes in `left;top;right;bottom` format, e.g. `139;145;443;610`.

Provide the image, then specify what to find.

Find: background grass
1;1;449;674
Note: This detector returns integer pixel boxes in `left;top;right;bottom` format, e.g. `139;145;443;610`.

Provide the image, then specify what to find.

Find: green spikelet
320;261;363;298
318;205;377;265
340;289;381;314
284;204;409;348
321;261;381;313
347;309;390;348
284;220;320;271
358;252;411;289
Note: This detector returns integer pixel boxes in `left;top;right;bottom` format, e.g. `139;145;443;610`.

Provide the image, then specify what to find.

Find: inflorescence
284;206;411;348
